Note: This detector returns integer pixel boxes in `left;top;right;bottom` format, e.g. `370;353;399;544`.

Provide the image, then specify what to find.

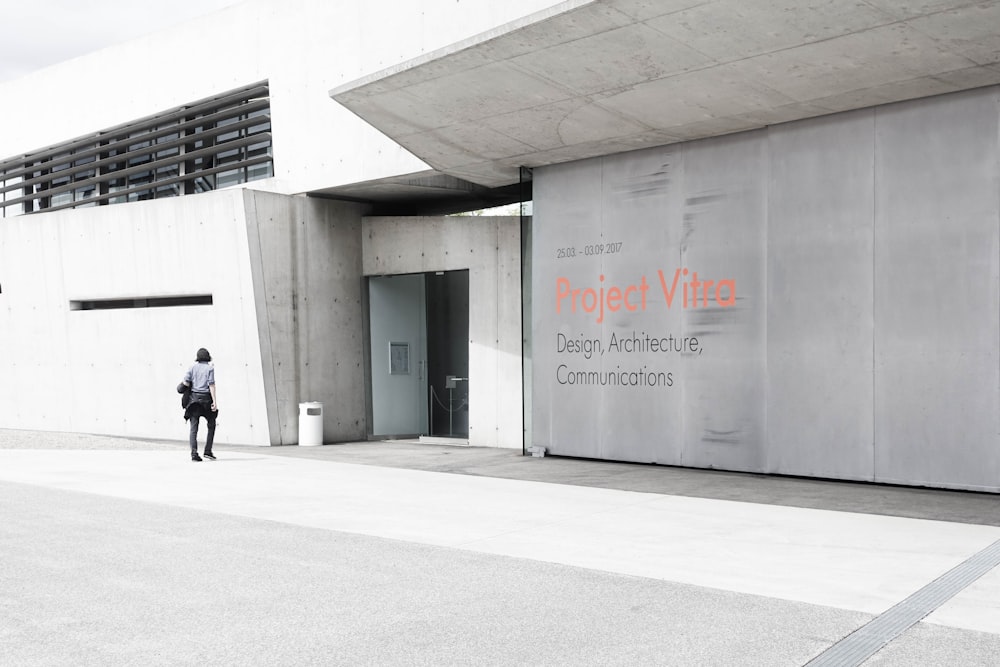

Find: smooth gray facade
532;86;1000;492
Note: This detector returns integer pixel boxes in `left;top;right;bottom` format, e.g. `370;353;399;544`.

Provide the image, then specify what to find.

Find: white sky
0;0;241;82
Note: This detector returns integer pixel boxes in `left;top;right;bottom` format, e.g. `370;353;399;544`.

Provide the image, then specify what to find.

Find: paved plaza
1;429;998;666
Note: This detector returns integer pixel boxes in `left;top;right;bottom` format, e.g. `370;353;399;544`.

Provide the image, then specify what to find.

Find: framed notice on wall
389;342;410;375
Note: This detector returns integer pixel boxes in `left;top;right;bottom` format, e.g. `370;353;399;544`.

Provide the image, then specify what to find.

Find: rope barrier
430;385;468;413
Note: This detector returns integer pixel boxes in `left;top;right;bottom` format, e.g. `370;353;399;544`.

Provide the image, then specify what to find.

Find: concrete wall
0;0;566;199
872;92;1000;489
244;191;369;445
533;86;1000;492
0;189;271;445
766;109;875;481
362;216;523;448
0;188;371;447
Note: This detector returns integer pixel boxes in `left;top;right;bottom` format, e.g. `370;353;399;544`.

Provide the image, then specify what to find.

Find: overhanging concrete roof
308;170;525;215
332;0;1000;188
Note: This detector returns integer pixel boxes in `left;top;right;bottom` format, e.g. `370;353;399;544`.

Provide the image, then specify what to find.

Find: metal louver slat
3;133;271;208
0;114;270;195
38;155;274;214
0;82;269;173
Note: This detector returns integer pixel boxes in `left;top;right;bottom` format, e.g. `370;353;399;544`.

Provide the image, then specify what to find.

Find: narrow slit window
70;295;213;311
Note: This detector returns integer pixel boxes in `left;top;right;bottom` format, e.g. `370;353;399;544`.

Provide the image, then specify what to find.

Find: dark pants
188;398;216;456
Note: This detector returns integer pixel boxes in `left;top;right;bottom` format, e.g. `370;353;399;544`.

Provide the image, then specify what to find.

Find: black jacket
183;391;217;421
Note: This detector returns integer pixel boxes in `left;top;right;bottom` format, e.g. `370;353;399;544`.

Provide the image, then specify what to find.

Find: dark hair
196;348;212;362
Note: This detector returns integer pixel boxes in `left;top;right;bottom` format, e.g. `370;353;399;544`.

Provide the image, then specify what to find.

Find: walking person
182;347;218;461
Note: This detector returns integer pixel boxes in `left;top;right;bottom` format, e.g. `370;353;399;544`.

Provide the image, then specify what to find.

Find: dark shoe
203;452;216;460
192;454;203;462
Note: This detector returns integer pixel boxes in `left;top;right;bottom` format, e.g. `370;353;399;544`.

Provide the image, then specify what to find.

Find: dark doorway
425;270;469;437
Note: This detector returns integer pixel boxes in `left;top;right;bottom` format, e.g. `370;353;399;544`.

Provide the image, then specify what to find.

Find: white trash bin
298;402;323;446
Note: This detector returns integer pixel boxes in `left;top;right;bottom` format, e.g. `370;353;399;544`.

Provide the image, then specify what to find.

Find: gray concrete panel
243;192;284;446
532;159;607;459
245;193;306;444
468;239;501;446
677;132;768;472
873;89;1000;490
766;110;876;480
596;146;686;464
644;0;895;62
534;87;1000;491
511;22;714;97
297;198;368;441
534;138;768;470
496;218;524;449
245;192;368;444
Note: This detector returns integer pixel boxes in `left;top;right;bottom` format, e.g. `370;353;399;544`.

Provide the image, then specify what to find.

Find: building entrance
367;270;469;439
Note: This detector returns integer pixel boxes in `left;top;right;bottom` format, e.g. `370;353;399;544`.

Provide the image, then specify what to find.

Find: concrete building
2;0;999;492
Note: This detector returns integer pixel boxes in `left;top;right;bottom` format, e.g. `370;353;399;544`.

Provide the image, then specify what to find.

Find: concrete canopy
331;0;1000;188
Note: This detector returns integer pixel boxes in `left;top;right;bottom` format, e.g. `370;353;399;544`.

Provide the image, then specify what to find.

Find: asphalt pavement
0;428;997;666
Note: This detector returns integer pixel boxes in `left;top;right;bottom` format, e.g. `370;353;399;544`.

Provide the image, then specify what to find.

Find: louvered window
0;81;272;216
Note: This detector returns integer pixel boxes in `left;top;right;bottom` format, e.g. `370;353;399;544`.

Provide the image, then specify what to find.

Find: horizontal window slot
70;295;213;311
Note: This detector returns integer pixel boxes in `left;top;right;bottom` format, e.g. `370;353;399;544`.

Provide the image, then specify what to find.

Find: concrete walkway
1;429;998;666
